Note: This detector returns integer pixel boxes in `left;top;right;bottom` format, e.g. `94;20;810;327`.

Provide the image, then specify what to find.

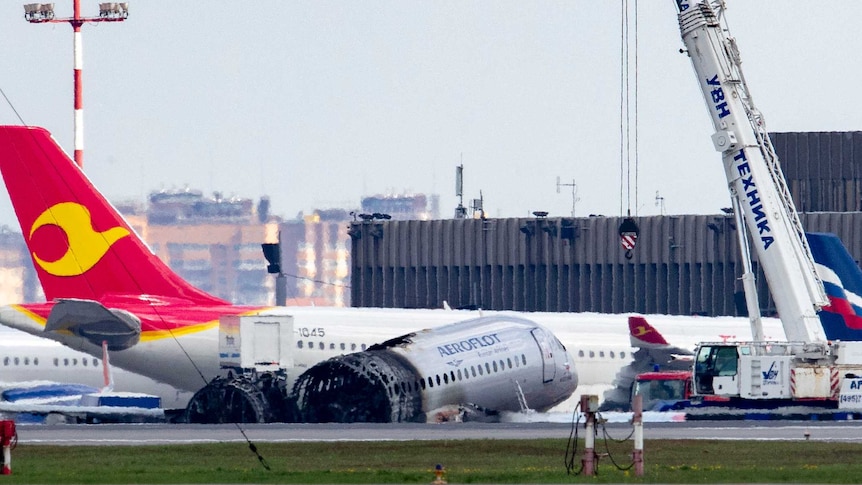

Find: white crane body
675;1;862;407
676;0;827;345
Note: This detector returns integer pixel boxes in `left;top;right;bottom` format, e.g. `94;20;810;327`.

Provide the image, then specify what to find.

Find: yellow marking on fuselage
139;321;219;342
10;304;48;326
138;309;268;342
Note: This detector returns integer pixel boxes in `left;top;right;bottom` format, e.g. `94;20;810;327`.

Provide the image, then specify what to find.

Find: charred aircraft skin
290;315;577;423
291;350;425;423
184;315;576;424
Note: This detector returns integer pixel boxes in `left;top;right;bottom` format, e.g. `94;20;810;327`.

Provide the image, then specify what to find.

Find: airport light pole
24;1;129;169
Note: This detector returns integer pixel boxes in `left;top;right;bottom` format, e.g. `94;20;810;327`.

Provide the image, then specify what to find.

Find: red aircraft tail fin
0;125;227;305
628;315;671;347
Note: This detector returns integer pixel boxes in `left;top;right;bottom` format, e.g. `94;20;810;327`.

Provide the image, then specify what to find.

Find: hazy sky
1;2;860;229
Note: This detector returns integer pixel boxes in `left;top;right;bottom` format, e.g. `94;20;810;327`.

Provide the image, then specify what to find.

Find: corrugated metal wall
350;131;862;316
350;212;862;317
773;131;862;212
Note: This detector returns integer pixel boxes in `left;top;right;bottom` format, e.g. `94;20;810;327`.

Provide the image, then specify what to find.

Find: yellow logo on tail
29;202;130;277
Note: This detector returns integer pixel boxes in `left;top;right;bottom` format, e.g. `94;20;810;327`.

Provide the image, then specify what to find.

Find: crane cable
618;0;640;260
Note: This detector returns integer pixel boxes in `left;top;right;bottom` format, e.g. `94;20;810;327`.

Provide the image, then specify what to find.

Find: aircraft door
531;328;556;382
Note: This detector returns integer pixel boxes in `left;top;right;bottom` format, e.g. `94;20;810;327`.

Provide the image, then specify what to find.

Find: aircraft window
340;343;346;351
578;350;585;357
450;371;456;382
24;357;29;365
507;358;512;369
478;365;484;376
499;360;505;371
599;351;605;358
13;357;18;365
443;373;449;384
589;351;595;358
420;379;426;390
307;341;313;349
82;358;87;367
428;376;434;388
610;351;615;358
34;357;39;366
492;361;498;373
471;366;476;378
318;342;324;350
93;359;98;366
361;344;367;350
351;343;357;351
485;363;491;374
53;358;58;366
330;343;335;350
521;354;527;365
621;351;626;359
435;375;441;386
3;357;7;366
73;359;78;366
457;369;462;381
64;358;69;366
297;341;304;349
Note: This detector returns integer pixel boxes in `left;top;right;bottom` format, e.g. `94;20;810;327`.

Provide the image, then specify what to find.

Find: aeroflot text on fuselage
437;333;502;357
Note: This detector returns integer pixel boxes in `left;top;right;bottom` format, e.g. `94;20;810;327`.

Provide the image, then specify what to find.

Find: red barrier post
0;420;15;475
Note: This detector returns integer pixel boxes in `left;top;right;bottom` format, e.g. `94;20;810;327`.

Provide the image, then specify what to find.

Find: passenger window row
296;341;368;352
386;353;530;398
577;349;627;359
3;356;100;367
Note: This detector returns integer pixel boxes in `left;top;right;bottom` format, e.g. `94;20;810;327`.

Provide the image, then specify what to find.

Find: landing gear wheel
184;376;279;423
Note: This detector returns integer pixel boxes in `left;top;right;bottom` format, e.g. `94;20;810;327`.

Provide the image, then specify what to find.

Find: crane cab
693;342;819;400
693;344;740;397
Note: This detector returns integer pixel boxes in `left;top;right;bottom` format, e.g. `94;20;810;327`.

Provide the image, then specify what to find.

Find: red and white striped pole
632;393;644;477
24;1;129;170
0;420;16;475
73;0;84;168
580;395;597;476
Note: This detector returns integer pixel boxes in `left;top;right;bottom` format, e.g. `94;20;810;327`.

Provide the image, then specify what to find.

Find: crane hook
619;217;639;260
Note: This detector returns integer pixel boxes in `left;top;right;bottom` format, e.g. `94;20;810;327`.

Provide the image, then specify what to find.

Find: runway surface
14;420;862;446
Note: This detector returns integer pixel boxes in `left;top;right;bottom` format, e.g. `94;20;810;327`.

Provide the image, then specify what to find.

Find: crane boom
674;0;828;344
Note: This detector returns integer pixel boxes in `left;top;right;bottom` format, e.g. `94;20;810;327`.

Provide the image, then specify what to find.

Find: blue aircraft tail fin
807;232;862;341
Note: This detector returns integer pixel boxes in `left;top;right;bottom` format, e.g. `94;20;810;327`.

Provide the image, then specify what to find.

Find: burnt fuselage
290;315;577;422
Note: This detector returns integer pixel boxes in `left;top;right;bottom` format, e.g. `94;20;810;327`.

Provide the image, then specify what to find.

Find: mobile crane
671;0;862;408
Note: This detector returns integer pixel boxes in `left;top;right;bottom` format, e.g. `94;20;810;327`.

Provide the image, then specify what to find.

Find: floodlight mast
23;1;129;169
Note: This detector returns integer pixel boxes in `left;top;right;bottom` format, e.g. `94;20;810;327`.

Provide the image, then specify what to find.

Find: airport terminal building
350;132;862;317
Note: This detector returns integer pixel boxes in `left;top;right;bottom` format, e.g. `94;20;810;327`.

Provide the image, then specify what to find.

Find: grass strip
4;439;862;483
